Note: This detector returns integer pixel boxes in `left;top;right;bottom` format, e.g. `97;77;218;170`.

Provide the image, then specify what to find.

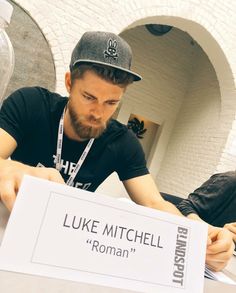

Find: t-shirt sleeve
0;87;42;144
115;129;149;181
177;171;236;220
176;198;198;217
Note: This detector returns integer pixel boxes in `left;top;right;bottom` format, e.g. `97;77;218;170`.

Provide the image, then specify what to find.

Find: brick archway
119;16;235;195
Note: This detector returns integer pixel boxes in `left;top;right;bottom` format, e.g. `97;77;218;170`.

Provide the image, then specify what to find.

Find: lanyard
54;107;94;186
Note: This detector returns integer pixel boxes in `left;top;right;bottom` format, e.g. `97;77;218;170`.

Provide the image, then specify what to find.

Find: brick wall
156;47;223;196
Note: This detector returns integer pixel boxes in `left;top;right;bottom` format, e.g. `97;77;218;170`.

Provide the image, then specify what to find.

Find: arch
125;15;236;116
118;15;235;195
5;0;55;96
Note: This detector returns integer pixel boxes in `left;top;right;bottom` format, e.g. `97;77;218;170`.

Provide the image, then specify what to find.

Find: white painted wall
156;47;222;196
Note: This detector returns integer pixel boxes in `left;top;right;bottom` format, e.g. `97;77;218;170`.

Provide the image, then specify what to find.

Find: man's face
65;70;125;141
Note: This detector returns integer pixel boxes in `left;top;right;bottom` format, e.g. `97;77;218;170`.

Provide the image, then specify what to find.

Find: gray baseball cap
69;31;142;81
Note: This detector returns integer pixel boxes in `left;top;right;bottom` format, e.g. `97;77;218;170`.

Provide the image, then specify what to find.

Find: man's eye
107;101;119;106
83;95;93;101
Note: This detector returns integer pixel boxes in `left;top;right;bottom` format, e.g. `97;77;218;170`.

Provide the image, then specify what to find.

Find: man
177;171;236;242
0;31;234;271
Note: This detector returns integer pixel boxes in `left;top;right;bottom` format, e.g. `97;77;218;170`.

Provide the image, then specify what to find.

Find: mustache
80;115;103;125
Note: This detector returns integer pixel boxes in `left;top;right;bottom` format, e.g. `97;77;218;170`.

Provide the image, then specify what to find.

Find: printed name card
0;176;208;293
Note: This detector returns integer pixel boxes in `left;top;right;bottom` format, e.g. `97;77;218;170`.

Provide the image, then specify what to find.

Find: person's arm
123;174;183;216
187;212;235;271
123;175;234;272
177;173;236;271
177;172;236;226
0;128;64;211
0;128;17;159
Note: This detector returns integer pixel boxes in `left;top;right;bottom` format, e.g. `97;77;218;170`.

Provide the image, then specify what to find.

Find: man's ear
65;72;72;93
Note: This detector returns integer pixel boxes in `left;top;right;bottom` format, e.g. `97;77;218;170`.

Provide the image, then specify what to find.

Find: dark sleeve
0;87;42;144
177;171;236;222
115;130;149;181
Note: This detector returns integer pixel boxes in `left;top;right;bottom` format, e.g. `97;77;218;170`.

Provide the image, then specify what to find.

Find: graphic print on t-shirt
37;156;92;190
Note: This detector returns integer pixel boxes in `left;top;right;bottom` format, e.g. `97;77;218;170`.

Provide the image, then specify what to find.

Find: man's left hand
206;226;235;271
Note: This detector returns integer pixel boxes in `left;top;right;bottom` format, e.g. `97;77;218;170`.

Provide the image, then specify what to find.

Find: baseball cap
69;31;142;81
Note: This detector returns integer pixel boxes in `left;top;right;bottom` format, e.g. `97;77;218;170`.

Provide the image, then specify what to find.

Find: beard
67;102;108;140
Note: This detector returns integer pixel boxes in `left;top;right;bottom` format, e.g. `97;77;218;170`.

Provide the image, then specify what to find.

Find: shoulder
204;171;236;191
106;119;135;139
109;119;141;144
107;119;127;132
105;119;144;153
93;119;143;156
7;86;65;103
4;86;67;112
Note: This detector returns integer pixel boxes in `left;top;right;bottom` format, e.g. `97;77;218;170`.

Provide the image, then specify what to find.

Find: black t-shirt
0;87;149;191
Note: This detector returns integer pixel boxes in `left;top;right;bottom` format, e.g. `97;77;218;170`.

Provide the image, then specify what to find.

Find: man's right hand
0;159;65;211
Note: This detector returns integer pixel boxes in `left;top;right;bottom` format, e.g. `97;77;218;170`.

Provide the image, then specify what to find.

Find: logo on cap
104;39;118;63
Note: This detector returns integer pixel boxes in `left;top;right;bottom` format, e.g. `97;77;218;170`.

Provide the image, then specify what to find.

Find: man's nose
91;103;104;118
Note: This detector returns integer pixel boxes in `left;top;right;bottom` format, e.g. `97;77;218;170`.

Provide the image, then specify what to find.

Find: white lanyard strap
54;108;65;171
55;107;94;186
66;137;94;186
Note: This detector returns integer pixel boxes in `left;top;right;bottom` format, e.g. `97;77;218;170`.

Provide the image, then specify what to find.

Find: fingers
207;235;212;246
0;163;65;212
206;242;235;271
31;167;65;184
47;168;65;184
206;261;228;272
224;223;235;234
206;227;235;271
0;179;17;211
207;241;235;261
207;226;221;243
207;228;234;254
224;223;236;242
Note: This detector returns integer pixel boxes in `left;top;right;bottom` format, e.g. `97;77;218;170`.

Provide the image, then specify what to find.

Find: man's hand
206;226;235;271
0;159;65;211
187;213;235;271
224;222;236;242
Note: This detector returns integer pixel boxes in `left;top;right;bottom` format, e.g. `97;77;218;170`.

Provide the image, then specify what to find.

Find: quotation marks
86;239;136;258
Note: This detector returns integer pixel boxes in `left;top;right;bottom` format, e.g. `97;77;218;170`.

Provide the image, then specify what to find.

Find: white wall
156;46;222;196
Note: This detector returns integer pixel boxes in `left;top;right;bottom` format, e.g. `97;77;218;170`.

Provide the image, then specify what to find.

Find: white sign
0;176;208;293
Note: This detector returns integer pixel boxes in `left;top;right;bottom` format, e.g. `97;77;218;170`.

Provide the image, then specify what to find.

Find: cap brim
71;59;142;81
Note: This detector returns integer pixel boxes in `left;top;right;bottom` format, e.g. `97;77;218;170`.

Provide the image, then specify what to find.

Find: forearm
187;213;217;231
0;158;64;211
187;212;203;221
124;175;184;216
149;198;183;216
